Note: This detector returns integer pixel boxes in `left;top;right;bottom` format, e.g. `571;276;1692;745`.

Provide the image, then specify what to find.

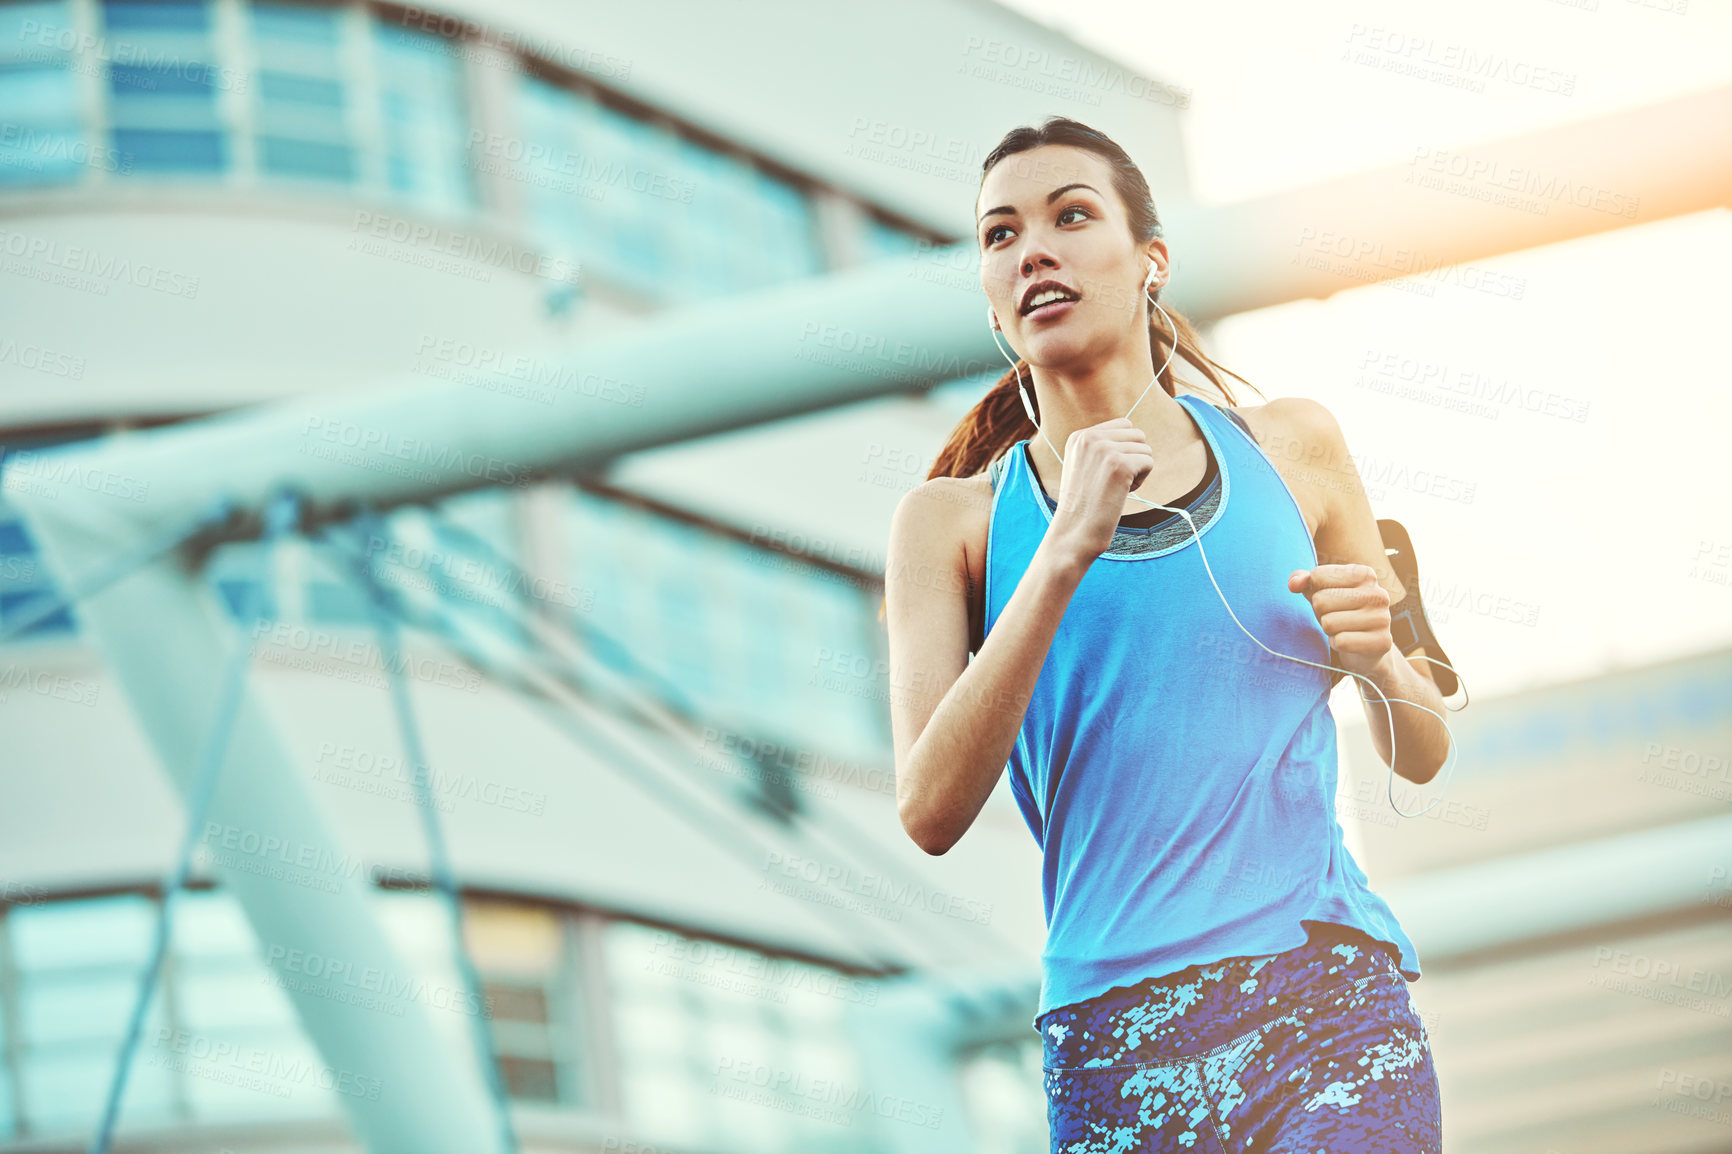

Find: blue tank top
982;392;1421;1020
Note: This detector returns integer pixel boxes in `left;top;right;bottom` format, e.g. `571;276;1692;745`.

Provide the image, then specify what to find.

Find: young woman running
884;117;1451;1152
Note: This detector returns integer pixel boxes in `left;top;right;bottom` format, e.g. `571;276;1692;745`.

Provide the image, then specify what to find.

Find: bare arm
884;478;1088;854
1288;397;1451;785
885;421;1153;855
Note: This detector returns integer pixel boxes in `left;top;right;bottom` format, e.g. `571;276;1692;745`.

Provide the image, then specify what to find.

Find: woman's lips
1025;297;1078;321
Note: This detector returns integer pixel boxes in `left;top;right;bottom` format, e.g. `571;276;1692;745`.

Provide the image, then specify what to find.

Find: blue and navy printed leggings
1038;922;1441;1153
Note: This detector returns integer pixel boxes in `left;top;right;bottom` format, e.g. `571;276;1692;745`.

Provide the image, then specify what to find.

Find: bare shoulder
891;473;993;536
887;473;994;587
1224;394;1341;449
1214;395;1344;542
886;471;996;659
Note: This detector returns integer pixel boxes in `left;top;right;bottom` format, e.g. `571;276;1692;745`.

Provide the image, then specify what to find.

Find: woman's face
976;144;1152;372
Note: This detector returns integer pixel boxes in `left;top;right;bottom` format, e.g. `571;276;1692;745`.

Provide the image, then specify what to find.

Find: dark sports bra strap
1213;401;1255;439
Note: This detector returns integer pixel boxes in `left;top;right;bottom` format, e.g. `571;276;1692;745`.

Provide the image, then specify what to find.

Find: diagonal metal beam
5;247;1000;1152
1168;84;1732;318
4;507;505;1152
9;89;1728;529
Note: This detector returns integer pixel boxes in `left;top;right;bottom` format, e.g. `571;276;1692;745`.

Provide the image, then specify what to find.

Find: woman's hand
1287;563;1397;680
1046;417;1154;567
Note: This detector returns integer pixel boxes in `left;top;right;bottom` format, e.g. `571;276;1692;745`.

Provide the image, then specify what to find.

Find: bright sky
989;0;1732;700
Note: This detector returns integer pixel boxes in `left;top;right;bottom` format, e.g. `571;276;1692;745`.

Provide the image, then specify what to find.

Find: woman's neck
1025;381;1197;470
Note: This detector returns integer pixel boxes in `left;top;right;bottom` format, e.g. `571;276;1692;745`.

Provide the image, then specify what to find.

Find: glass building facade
0;889;928;1148
0;0;930;298
0;2;1038;1150
0;0;475;204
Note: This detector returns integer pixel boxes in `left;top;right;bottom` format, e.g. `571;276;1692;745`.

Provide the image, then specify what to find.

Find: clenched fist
1287;564;1395;681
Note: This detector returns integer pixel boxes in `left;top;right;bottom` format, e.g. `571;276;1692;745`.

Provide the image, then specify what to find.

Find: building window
0;0;474;212
372;19;472;213
246;1;354;183
455;898;583;1107
0;0;89;186
102;0;227;175
0;888;614;1138
0;888;908;1144
0;511;74;641
4;894;173;1136
859;211;927;264
603;921;875;1152
0;0;929;297
514;73;823;304
561;489;888;768
0;424;112;644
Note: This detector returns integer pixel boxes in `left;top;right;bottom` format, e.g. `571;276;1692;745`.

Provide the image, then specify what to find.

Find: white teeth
1026;288;1076;312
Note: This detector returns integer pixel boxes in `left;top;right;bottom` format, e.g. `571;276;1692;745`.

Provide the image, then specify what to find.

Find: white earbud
1017;378;1038;424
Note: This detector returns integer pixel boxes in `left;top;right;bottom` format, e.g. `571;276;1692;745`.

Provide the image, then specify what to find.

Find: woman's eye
984;206;1088;246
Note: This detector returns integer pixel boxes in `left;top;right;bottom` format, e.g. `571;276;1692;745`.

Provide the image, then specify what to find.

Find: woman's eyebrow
978;182;1102;225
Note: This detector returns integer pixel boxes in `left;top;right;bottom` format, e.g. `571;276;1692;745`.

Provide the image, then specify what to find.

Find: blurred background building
0;0;1727;1151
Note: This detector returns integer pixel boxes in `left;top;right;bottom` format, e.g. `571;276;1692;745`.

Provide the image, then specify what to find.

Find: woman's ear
1143;239;1169;281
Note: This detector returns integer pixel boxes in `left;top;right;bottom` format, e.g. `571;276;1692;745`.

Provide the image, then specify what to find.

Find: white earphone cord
988;271;1468;819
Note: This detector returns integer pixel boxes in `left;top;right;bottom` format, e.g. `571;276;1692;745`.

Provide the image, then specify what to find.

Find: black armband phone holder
1326;518;1459;698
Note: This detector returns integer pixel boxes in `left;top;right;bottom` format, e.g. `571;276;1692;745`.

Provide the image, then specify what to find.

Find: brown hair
878;116;1265;622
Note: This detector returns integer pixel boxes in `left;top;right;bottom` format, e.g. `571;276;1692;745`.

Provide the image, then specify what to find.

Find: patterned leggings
1038;921;1441;1153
